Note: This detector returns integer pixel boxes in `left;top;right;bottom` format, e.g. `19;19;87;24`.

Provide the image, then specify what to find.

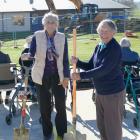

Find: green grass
132;8;140;17
68;32;140;61
1;33;140;65
1;39;25;64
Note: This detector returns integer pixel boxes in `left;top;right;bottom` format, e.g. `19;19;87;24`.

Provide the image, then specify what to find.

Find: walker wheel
5;114;12;125
133;118;139;128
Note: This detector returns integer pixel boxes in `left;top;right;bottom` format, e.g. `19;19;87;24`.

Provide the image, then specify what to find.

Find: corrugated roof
56;0;130;9
0;0;130;12
0;0;49;12
83;0;130;9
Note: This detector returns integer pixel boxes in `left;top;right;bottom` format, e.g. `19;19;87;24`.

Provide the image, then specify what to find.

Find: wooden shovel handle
72;29;77;120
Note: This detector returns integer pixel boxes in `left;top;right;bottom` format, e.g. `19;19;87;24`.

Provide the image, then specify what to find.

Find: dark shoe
57;136;63;140
43;133;53;140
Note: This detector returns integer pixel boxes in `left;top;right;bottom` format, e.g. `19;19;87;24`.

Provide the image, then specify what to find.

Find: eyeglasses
46;21;56;25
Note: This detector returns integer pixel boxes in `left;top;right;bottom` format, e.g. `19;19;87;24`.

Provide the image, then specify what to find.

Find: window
12;15;24;26
112;11;124;16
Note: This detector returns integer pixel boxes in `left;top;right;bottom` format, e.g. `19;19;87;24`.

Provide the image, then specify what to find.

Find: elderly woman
120;37;139;62
19;35;34;71
19;35;37;101
21;13;70;140
120;37;140;107
19;35;33;68
0;41;12;105
71;19;125;140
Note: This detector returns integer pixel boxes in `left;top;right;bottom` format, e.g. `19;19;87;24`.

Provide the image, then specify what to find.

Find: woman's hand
71;56;78;65
61;79;69;89
21;53;31;60
71;73;81;80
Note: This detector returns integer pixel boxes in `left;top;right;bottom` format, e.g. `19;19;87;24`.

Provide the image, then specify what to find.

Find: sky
134;0;140;2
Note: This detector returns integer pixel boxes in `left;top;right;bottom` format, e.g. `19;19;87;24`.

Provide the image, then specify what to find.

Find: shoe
43;133;54;140
43;135;51;140
57;136;63;140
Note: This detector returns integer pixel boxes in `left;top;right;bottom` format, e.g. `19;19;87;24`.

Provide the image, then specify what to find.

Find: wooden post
72;29;77;124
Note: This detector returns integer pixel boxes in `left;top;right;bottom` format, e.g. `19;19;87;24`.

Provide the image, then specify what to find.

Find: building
0;0;130;32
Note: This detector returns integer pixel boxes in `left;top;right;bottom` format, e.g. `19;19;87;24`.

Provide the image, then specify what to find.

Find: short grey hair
42;12;59;26
97;19;117;33
120;37;131;48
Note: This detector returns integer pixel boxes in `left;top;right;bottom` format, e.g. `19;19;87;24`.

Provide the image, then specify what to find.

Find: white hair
42;12;59;26
97;19;117;34
120;37;131;48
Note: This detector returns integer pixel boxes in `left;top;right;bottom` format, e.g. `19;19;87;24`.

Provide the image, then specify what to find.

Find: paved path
0;90;140;140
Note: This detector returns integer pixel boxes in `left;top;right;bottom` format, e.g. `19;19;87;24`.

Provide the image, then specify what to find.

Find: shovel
14;70;29;140
63;29;86;140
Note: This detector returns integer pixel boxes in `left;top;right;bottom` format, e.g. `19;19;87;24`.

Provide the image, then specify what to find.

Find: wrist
64;78;69;81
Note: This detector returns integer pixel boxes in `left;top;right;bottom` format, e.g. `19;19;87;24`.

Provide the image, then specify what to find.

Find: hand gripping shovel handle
63;29;86;140
72;29;77;125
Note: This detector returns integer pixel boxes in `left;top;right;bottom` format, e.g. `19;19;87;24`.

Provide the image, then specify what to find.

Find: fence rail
0;12;140;47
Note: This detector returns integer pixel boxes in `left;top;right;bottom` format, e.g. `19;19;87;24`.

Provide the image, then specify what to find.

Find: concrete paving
0;89;140;140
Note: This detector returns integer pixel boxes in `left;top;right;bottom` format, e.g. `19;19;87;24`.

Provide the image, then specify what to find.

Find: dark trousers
36;74;67;137
96;90;125;140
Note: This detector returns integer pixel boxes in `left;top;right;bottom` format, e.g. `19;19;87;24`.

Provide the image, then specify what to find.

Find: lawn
1;33;140;65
